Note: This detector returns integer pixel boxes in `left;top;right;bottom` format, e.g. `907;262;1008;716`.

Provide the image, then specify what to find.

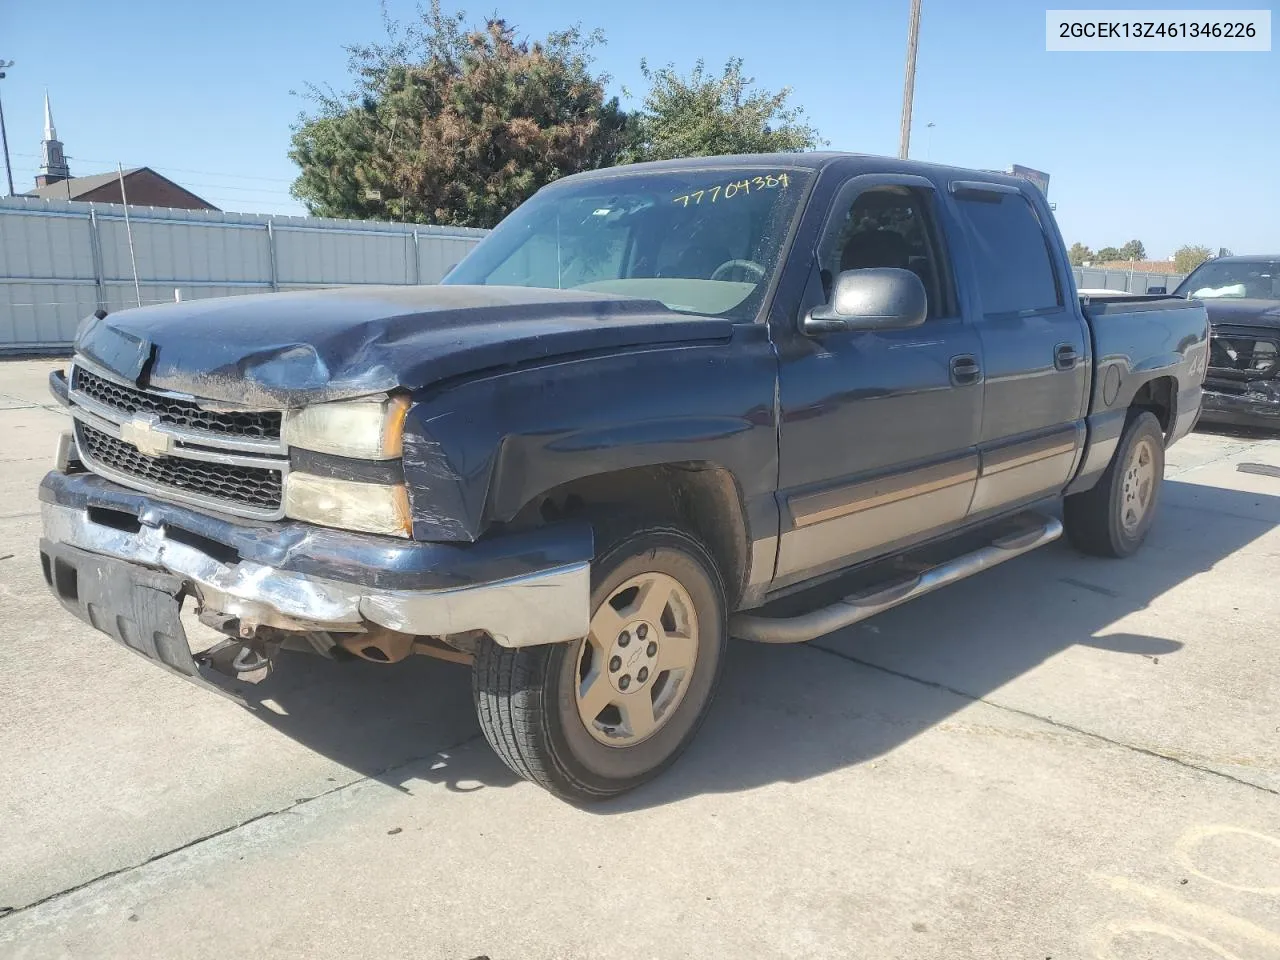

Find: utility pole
0;60;15;196
897;0;922;160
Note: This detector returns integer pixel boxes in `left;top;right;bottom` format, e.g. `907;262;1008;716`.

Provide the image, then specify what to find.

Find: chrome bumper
41;500;590;648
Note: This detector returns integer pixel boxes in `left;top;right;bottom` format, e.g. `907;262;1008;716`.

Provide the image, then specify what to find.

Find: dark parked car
1173;255;1280;430
39;153;1209;800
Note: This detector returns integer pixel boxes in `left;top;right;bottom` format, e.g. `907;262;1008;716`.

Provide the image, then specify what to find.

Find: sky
2;0;1277;258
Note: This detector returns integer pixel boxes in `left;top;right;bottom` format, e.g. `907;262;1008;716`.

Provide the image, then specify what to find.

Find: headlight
282;395;409;460
284;473;412;537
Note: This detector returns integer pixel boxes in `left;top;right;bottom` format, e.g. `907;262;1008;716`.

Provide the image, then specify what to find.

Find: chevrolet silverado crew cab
39;153;1210;801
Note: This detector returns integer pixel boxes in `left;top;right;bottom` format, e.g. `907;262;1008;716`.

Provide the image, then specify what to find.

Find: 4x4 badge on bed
120;414;173;457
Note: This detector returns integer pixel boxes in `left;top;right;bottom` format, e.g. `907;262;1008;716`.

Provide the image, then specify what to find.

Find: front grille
77;423;283;513
1209;334;1278;379
73;366;282;441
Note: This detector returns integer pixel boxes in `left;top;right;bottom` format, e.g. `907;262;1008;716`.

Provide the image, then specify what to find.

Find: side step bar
730;514;1063;644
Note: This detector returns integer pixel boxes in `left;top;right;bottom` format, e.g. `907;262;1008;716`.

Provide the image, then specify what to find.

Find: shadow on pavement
225;479;1277;808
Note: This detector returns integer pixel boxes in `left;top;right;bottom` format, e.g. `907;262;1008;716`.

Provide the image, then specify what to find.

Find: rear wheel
1064;410;1165;558
472;524;727;801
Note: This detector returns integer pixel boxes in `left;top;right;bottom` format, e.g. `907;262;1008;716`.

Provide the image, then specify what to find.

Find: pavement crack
807;642;1280;798
0;731;484;920
1058;577;1120;598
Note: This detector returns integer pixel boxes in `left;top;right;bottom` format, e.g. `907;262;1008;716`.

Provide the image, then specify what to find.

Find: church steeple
36;92;71;187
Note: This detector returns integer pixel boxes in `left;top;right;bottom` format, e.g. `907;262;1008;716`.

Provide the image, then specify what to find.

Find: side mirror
1147;285;1166;295
803;268;928;335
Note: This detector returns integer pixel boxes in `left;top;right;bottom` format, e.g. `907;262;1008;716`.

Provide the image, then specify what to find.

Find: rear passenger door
948;181;1089;516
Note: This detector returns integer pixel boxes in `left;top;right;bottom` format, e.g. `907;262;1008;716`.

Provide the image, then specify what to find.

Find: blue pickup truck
39;152;1209;800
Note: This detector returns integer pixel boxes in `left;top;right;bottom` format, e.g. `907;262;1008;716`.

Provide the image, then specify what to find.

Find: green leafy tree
1119;239;1146;260
289;2;629;227
1095;246;1123;263
624;58;823;162
1173;244;1213;273
1068;242;1093;266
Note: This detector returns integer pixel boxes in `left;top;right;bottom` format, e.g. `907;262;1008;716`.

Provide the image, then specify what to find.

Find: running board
730;514;1063;644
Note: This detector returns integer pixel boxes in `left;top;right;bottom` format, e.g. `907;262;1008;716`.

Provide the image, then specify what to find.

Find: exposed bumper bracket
39;537;248;702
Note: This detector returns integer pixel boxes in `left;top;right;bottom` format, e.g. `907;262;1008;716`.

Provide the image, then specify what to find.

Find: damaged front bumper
1199;379;1280;431
39;470;593;670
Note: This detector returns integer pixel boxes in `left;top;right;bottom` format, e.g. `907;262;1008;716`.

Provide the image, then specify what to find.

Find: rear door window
955;191;1062;316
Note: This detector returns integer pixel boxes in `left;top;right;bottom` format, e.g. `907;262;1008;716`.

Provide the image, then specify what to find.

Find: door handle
950;354;982;386
1055;343;1079;370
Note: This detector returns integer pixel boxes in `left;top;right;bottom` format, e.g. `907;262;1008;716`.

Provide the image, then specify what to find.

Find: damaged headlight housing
282;395;409;460
282;394;414;537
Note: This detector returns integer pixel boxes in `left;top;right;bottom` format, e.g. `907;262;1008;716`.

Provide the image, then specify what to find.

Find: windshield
443;167;814;319
1175;260;1280;301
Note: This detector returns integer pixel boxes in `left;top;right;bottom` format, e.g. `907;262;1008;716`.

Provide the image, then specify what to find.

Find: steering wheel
710;259;766;282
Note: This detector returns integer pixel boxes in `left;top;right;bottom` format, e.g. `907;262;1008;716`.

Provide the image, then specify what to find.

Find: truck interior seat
840;229;912;272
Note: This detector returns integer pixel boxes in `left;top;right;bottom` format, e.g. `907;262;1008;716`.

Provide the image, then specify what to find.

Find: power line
131;164;294;184
8;165;301;202
147;180;297;197
9;151;295;184
4;152;307;213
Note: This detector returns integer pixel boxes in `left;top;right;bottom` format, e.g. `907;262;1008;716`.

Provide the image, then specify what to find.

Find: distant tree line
1068;240;1229;274
1067;240;1147;265
289;2;823;227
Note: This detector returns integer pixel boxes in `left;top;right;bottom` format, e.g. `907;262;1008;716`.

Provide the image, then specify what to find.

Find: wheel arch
1129;374;1177;440
1065;369;1179;498
502;461;753;610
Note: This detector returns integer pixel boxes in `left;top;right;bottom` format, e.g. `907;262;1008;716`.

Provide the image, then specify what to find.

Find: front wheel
472;524;727;801
1064;410;1165;558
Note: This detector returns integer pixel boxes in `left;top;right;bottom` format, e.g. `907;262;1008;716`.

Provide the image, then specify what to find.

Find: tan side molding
789;455;979;528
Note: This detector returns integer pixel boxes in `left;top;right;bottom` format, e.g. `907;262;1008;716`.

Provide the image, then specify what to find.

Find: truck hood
75;285;732;407
1202;299;1280;332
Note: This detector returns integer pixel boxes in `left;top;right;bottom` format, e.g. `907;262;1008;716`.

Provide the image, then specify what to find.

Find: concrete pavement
1;359;1277;959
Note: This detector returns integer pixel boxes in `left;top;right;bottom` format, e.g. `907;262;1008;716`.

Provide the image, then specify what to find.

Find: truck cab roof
556;151;1035;194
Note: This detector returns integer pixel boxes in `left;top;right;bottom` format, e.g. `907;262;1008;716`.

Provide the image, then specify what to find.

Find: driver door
772;173;984;588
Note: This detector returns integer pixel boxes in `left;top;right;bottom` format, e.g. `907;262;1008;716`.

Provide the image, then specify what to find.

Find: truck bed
1071;293;1209;494
1080;296;1208;373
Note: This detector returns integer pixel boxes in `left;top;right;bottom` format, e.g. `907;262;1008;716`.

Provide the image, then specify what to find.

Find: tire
471;523;728;802
1064;410;1165;558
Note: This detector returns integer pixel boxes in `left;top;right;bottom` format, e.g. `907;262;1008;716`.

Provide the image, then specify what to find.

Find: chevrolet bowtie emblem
120;413;173;457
